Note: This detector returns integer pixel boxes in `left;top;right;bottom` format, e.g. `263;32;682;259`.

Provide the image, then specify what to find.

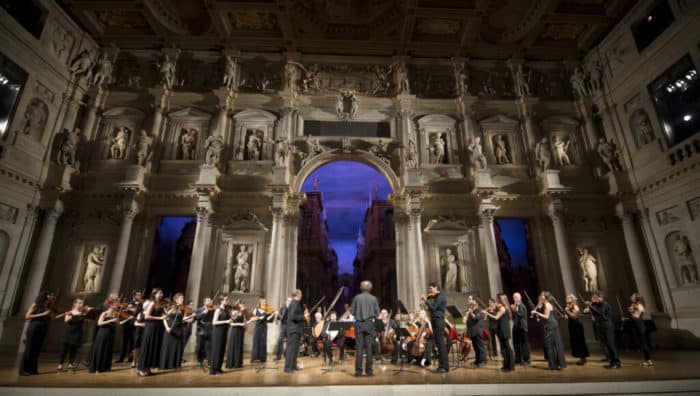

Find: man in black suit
511;292;531;366
585;292;621;369
422;283;449;373
466;294;487;367
284;289;308;373
275;297;292;361
350;280;379;377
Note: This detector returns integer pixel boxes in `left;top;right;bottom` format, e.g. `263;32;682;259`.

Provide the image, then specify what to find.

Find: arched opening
296;161;397;313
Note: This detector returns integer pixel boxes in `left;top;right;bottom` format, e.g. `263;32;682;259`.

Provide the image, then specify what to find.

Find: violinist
465;295;486;368
511;292;531;367
116;290;142;364
583;291;620;369
284;289;308;373
19;290;55;376
194;296;214;368
421;283;449;374
275;297;292;362
210;294;231;375
629;292;652;366
564;294;589;365
159;293;190;371
485;298;499;359
250;297;276;365
388;312;401;364
226;303;246;369
58;297;93;371
132;298;146;369
180;300;196;364
531;291;566;370
89;298;130;373
484;296;514;372
137;289;167;377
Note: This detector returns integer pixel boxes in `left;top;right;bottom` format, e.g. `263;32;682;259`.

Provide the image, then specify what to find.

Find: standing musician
20;290;55;376
584;291;620;369
565;294;589;365
57;297;93;371
275;297;292;362
511;292;531;367
209;294;231;375
484;295;514;372
194;296;214;368
485;298;500;359
250;297;276;365
531;291;567;370
465;294;487;368
116;290;141;364
350;280;380;377
421;283;449;374
284;289;308;373
629;292;652;367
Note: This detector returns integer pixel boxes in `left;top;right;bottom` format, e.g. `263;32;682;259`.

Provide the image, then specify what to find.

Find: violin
49;302;67;315
426;290;440;299
178;304;194;315
262;304;275;315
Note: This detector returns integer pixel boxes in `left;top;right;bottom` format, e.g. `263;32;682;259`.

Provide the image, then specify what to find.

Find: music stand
393;327;416;374
397;300;409;315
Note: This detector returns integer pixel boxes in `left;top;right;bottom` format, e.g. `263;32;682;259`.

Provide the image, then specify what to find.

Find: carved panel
0;202;19;224
657;206;682;226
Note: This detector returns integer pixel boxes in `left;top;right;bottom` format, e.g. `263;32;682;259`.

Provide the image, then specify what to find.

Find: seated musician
405;310;434;367
320;311;347;364
389;312;401;364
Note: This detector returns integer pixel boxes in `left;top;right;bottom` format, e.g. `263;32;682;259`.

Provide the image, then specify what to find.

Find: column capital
546;199;565;220
478;201;499;224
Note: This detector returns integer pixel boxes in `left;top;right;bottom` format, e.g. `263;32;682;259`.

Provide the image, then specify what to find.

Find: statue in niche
552;136;572;166
428;133;447;164
452;60;471;96
513;64;531;98
56;127;80;166
109;127;129;159
596;137;623;172
371;65;392;95
22;99;48;139
480;71;497;97
288;61;320;92
273;137;288;166
306;135;329;157
405;139;418;169
222;55;238;91
336;90;358;121
158;54;176;90
631;110;655;146
467;137;487;170
135;129;153;167
245;130;262;160
670;234;699;285
392;61;410;94
284;62;300;92
82;245;107;293
234;245;251;292
535;137;552;171
370;139;391;165
586;59;604;92
570;66;589;98
494;135;511;164
69;49;94;80
223;243;233;293
91;53;113;88
577;247;599;292
180;128;198;160
441;248;458;292
204;134;224;167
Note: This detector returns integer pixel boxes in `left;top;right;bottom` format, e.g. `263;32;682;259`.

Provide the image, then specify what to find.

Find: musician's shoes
366;372;375;377
642;360;653;367
420;358;427;367
605;363;621;369
434;368;449;374
284;369;293;374
354;372;363;377
337;359;344;364
500;368;514;372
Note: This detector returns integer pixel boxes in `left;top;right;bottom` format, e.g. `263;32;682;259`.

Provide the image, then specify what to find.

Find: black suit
425;293;449;371
275;305;289;360
512;303;530;364
350;291;379;375
284;299;305;372
590;301;620;366
467;307;486;365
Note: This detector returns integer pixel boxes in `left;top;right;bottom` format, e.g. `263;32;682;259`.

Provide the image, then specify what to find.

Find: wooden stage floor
2;349;700;390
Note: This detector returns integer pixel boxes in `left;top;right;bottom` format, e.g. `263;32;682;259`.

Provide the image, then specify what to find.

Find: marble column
80;88;107;140
516;98;539;175
107;201;140;293
547;200;576;295
638;208;674;315
407;207;427;310
617;206;657;312
183;205;213;353
20;201;63;309
265;207;285;308
575;100;599;152
394;214;410;308
478;202;503;297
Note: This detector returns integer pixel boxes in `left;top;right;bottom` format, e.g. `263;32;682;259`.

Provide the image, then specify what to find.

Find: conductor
350;280;380;377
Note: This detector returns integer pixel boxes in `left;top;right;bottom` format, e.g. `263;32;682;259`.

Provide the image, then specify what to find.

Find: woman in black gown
89;299;129;373
132;300;146;369
20;290;55;376
484;296;515;372
226;303;246;369
250;298;275;364
160;293;186;370
210;294;231;375
58;297;93;370
137;289;167;376
531;291;567;370
564;294;589;365
629;293;653;367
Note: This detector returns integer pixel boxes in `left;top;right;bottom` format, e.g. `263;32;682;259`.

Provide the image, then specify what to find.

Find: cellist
405;310;433;367
421;283;449;374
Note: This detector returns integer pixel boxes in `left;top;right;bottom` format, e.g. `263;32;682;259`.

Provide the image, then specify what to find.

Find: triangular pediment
479;114;519;126
102;107;145;118
168;107;212;120
424;216;470;232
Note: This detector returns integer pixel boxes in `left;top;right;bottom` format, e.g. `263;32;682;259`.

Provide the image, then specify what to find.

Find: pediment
102;107;145;119
233;109;277;123
424;216;471;232
417;114;456;129
168;107;212;120
541;115;580;128
479;114;519;126
220;211;269;232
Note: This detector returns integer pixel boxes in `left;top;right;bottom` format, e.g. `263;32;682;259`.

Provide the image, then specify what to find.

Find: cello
410;320;432;358
380;309;395;359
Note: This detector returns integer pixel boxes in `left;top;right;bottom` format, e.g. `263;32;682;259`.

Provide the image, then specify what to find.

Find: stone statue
369;139;391;165
341;137;352;153
91;53;113;87
83;245;107;293
234;245;251;292
222;55;238;90
392;61;410;94
135;129;153;167
570;66;589;98
158;54;176;90
372;65;392;95
428;133;446;164
552;136;571;166
289;61;320;92
442;248;458;292
57;127;80;166
179;128;198;160
671;235;699;285
204;134;224;166
467;137;487;170
273;137;288;166
69;49;94;80
513;64;531;98
452;60;470;96
246;132;261;160
494;135;510;164
632;110;655;145
284;62;299;92
306;135;328;157
405;139;418;169
336;90;358;121
596;137;622;172
578;247;599;292
22;99;48;139
586;59;603;92
535;137;552;171
109;127;129;159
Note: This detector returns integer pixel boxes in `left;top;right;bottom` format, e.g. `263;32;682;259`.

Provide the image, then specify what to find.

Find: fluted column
107;200;140;293
547;200;576;295
20;201;63;308
265;207;285;307
479;202;503;297
617;205;657;312
394;213;410;307
185;204;213;303
516;98;539;175
80;88;107;140
407;206;427;309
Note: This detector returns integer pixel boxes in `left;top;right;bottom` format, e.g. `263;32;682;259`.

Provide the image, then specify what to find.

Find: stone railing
668;136;700;166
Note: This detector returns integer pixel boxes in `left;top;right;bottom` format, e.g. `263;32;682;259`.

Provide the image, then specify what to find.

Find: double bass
380;310;395;359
